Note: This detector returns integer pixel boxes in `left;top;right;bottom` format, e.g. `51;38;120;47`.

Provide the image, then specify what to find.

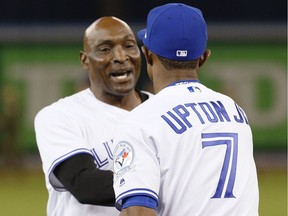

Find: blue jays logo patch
114;142;134;176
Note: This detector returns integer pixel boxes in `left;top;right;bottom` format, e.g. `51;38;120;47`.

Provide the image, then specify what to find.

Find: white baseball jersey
35;88;152;216
113;80;259;216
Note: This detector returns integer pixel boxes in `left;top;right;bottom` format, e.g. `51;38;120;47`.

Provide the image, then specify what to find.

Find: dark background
0;0;286;24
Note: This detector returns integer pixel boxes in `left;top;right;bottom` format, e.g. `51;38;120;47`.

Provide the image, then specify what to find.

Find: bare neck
152;69;199;93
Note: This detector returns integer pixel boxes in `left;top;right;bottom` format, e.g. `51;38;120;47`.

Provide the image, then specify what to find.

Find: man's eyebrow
94;39;113;47
93;34;136;46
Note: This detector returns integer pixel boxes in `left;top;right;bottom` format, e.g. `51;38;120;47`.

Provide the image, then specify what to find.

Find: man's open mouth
111;71;132;80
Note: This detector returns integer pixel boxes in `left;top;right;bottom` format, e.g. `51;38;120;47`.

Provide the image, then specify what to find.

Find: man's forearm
120;206;156;216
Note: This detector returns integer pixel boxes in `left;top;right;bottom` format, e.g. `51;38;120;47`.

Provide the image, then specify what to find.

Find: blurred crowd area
0;0;285;23
0;0;286;170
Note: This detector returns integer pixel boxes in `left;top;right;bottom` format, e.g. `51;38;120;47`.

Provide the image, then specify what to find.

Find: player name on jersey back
161;100;248;134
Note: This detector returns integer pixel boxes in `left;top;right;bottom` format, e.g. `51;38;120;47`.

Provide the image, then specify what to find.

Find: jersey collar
167;79;200;87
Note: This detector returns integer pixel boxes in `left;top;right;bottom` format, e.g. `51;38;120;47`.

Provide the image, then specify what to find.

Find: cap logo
176;50;188;57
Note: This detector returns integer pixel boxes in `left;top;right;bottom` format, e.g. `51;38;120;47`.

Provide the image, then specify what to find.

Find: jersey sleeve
113;120;160;211
34;105;93;191
122;195;157;210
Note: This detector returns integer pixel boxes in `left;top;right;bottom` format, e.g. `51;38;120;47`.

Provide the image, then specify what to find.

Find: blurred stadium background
0;0;286;215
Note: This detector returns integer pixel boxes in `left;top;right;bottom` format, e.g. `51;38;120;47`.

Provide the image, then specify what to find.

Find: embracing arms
54;153;115;206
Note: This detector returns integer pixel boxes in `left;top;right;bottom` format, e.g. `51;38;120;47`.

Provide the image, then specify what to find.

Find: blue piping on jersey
167;79;200;87
115;188;158;211
122;195;157;210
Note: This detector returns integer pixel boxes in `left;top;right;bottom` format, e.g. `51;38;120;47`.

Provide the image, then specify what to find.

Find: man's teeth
113;73;129;79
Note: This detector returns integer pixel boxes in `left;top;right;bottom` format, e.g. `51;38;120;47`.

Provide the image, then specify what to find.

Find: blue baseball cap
138;3;207;61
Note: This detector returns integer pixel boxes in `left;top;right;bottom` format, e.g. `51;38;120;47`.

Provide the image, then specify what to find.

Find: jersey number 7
201;132;238;199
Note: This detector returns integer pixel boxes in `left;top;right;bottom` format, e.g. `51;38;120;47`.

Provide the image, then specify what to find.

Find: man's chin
110;85;135;97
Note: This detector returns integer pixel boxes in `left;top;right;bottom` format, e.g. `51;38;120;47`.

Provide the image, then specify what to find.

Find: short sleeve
34;106;92;190
113;120;160;210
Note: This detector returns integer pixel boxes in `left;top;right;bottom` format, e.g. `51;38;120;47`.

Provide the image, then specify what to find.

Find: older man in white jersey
35;17;152;216
113;3;259;216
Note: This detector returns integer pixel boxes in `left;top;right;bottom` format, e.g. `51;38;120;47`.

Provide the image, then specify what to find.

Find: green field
0;167;286;216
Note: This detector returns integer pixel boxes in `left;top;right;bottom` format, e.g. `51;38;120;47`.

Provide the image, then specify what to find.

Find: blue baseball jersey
113;80;259;215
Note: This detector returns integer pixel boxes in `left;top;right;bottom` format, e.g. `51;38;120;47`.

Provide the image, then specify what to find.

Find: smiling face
80;17;141;101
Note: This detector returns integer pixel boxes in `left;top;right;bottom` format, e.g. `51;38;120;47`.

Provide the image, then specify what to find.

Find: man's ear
198;49;211;68
141;46;153;65
80;51;89;70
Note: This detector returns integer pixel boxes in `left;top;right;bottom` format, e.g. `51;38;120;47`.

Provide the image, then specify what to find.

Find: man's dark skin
54;16;148;206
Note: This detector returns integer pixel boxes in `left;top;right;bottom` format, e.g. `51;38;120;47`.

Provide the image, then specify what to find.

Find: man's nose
113;46;128;63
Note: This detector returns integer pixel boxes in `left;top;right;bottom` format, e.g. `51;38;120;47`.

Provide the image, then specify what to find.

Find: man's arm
120;206;156;216
54;153;115;206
